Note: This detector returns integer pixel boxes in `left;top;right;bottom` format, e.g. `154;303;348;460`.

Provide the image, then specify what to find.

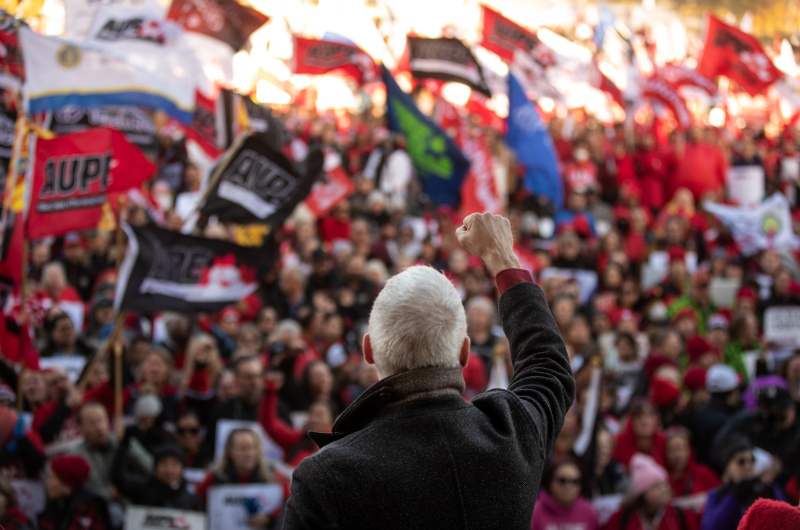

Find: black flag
199;133;322;225
114;223;277;314
407;37;492;97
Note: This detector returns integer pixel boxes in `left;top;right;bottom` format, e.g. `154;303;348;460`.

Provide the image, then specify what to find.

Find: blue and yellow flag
381;65;469;207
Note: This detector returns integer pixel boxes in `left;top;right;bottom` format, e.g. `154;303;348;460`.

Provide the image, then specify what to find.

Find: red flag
166;0;268;50
697;14;783;97
293;36;378;85
592;61;624;107
480;4;540;63
640;77;692;131
184;90;221;158
460;134;500;216
26;127;156;239
305;166;355;217
659;63;718;96
0;15;24;79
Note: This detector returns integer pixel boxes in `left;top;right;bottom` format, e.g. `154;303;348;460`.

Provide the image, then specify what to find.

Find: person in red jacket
668;127;728;203
259;377;334;468
613;399;667;469
633;130;676;212
603;453;699;530
664;427;721;500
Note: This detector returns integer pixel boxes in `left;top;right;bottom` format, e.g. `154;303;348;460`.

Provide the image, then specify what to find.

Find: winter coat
701;482;787;530
282;276;576;529
604;504;698;530
37;487;111;530
531;490;600;530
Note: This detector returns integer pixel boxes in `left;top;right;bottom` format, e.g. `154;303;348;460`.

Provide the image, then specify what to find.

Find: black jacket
282;280;575;529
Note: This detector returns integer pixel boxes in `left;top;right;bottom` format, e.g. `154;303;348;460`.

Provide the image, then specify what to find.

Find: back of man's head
368;266;467;377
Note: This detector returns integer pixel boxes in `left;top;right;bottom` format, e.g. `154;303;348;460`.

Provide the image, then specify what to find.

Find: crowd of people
1;99;800;530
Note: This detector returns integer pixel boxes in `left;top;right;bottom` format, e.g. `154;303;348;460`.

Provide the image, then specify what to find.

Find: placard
592;494;624;526
764;306;800;347
39;355;87;383
710;278;741;308
727;166;765;207
125;505;206;530
11;479;46;523
672;492;708;512
183;468;207;495
207;484;284;529
215;420;284;464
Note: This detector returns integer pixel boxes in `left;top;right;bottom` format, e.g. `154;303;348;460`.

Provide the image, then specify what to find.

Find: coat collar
309;366;466;449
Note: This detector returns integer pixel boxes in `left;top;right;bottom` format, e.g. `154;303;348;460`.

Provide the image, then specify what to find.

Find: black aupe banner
407;36;492;98
114;223;277;314
48;106;157;152
199;133;322;225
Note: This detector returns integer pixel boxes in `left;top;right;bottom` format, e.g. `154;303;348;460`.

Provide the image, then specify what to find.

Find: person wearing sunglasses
701;436;788;530
531;456;599;530
173;410;210;469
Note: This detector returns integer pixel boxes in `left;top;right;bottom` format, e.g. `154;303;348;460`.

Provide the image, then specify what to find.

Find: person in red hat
736;498;800;530
38;454;111;530
686;336;721;370
650;378;682;427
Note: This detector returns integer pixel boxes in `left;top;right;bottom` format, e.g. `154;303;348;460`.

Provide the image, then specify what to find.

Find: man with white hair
283;213;575;529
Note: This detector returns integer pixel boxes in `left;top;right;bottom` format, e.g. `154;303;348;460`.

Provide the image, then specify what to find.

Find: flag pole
112;196;127;432
187;132;247;223
16;238;28;411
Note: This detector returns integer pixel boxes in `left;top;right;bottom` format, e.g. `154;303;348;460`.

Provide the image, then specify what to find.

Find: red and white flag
25;127;156;239
697;14;783;97
305;165;355;218
640;77;692;131
293;36;378;85
659;63;718;96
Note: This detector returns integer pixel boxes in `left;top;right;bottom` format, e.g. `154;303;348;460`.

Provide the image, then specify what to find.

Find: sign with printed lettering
207;484;283;529
764;306;800;347
125;505;206;530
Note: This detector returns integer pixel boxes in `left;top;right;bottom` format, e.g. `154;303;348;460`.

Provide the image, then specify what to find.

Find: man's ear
459;337;470;368
363;333;374;365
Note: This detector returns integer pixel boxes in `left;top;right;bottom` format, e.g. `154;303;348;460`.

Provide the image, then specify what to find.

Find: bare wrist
485;253;522;276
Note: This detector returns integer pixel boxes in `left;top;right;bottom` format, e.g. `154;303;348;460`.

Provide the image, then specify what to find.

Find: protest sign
672;492;708;512
764;306;800;347
183;468;207;495
727;166;764;207
207;484;284;529
39;355;86;383
125;505;206;530
214;420;284;463
11;479;46;522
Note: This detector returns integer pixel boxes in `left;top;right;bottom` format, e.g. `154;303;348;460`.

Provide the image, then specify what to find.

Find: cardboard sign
125;505;206;530
207;484;284;529
215;420;284;464
592;494;624;526
38;355;87;383
727;165;765;207
11;479;46;523
764;306;800;347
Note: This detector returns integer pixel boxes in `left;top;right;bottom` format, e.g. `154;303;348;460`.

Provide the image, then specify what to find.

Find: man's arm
457;212;575;456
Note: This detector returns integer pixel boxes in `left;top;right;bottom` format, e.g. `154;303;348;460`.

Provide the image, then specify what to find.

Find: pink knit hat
630;453;668;497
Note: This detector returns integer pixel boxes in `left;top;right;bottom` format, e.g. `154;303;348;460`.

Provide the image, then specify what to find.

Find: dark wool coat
282;280;575;529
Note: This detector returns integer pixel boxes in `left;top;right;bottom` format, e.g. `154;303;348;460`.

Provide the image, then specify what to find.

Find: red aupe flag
697;14;782;97
293;36;378;85
26;127;155;239
480;4;540;63
305;165;354;217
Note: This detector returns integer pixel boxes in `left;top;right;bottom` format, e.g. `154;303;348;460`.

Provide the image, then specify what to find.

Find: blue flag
381;65;469;206
506;73;562;209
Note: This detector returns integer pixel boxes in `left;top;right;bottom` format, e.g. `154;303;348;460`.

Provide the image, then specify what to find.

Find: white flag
20;27;195;123
704;193;800;256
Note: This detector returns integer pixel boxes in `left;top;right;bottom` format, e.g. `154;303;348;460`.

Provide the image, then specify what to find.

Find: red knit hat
683;368;708;392
671;306;697;324
737;499;800;530
50;455;91;491
737;286;758;304
667;247;686;263
650;378;681;407
686;336;719;363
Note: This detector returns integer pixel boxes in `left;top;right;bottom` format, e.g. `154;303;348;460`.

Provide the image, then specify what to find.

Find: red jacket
669;461;721;498
613;419;667;469
603;505;699;530
669;142;727;202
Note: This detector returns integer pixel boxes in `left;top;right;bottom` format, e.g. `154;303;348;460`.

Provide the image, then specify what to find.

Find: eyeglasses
554;477;581;486
736;456;755;467
176;427;200;436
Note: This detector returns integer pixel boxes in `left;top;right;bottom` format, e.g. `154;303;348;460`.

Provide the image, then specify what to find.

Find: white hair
368;266;466;376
